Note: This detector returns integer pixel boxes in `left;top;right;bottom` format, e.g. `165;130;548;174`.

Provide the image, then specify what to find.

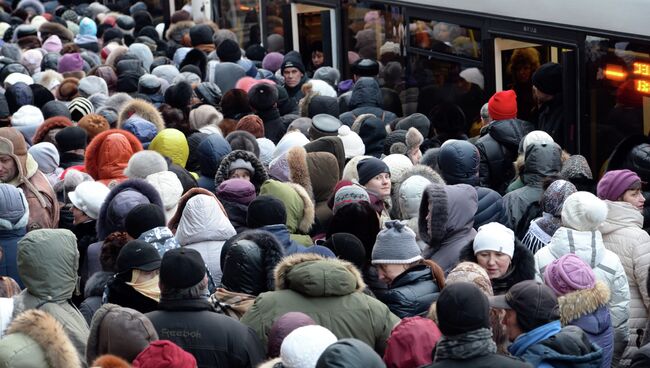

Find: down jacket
197;134;232;193
534;226;630;363
241;254;400;354
84;129;143;186
600;200;650;366
339;78;398;127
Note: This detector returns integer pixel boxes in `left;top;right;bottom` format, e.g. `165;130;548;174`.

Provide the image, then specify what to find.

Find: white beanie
561;191;608;231
69;181;110;220
146;171;183;222
11;105;43;127
124;150;168;179
257;137;276;167
382;153;413;183
522;130;554;153
4;72;33;87
280;325;337;368
473;222;515;258
459;67;484;89
273;131;309;160
307;79;337;98
338;125;365;158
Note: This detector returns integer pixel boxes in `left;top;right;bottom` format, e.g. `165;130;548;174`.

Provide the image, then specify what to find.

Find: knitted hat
281;51;305;74
597;169;641;201
488;90;517;121
337;125;365;158
132;340;196;368
69;181;110;219
472;222;515;258
58;53;84;73
532;63;562;95
217;39;242;63
68;96;94;122
78;113;109;139
544;254;596;296
437;282;490;335
247;195;287;228
267;312;317;359
280;325;337;368
313;66;340;88
262;52;284;73
159;247;206;289
371;221;422;264
189;24;213;46
236;114;265;138
333;184;370;214
216;178;256;205
229;158;255;175
248;82;278;111
55;126;87;153
125;203;166;239
357;157;389;186
561;191;608;231
447;262;493;296
124;150;168;179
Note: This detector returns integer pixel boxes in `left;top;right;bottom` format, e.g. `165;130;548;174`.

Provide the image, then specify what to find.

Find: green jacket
13;229;89;367
259;180;315;246
241;254;399;354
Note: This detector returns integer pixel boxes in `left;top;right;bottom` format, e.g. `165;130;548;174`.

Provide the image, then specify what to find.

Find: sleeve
370;299;400;355
239;326;266;368
533;248;546;282
633;234;650;311
477;142;491;188
610;260;631;365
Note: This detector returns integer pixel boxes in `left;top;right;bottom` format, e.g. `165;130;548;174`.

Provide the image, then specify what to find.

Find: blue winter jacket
570;306;613;368
260;224;307;255
0;228;25;288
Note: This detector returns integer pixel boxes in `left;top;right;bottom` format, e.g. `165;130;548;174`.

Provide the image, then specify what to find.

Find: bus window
409;19;481;60
218;0;260;48
265;0;287;53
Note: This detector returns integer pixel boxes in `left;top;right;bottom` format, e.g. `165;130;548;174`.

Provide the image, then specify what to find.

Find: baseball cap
489;280;559;332
116;240;162;273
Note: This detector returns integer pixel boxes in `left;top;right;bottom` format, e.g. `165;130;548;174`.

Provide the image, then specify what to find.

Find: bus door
288;3;339;71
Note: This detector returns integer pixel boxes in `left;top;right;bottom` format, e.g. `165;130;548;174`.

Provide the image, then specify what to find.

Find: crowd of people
0;1;650;368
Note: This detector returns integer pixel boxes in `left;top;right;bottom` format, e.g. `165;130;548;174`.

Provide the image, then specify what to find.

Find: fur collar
6;309;81;367
117;99;165;132
165;20;195;42
274;253;366;292
558;281;610;325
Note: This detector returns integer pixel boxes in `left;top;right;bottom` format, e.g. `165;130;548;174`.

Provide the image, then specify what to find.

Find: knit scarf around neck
434;328;497;361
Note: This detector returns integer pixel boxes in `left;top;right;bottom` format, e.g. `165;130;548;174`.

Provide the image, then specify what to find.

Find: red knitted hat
132;340;196;368
488;90;517;121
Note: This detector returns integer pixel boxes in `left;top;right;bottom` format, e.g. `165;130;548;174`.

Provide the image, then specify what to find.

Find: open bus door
287;3;339;71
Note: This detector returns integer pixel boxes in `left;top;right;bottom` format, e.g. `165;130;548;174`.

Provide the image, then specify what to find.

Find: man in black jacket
147;248;265;368
532;63;565;147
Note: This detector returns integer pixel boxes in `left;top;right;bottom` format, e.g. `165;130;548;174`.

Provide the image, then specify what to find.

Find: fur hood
274;253;366;295
286;146;313;200
0;309;81;367
39;22;74;43
167;187;226;233
558;281;611;325
260;179;315;234
85;129;143;184
32;117;73;144
215;150;269;192
117;99;165;132
391;164;444;220
165;20;195;43
459;239;535;295
307;152;340;203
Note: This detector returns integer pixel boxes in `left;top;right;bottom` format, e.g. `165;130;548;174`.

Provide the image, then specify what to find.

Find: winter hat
532;63;563;95
489;280;560;332
316;339;385;368
488;90;517;121
188;104;223;132
337;125;365;159
116;239;162;273
371;220;422;264
383;317;442;368
262;52;284;73
42;35;63;53
268;312;317;358
236;114;265;138
79;17;97;36
322;233;366;270
273;131;310;159
124;150;168;179
78;114;109;140
5;82;33;114
28;142;59;174
163;81;192;110
217;39;242;63
189;24;213;46
280;325;337;368
124;203;166;239
597;169;641;201
42;100;71;120
146;171;183;221
159;247;207;289
281;51;306;74
20;49;42;75
132;340;197;368
258;137;276;166
11;105;43;127
310;114;341;140
313;66;340;88
247;195;287;228
472;222;515;258
30;84;54;108
58;53;84;73
357;157;390;186
54;126;87;153
561;155;593;181
4;73;33;89
69;181;110;220
333;184;370;214
138;74;161;95
246;44;267;62
226;131;260;157
396;113;430;139
544;253;596;296
0;184;28;229
216;178;256;205
383;154;413;183
78;76;108;97
561;191;608;231
351;58;379;77
446;262;493;296
248;82;278;111
541;179;577;217
522;130;554;153
152;65;180;85
68;96;94;122
437;282;491;335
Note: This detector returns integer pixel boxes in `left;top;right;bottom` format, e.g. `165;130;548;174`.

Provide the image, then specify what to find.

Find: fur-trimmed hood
307;152;340;203
167;187;226;232
220;229;286;295
85;129;143;184
260;179;315;235
165;20;195;43
459;239;535;295
39;22;74;43
286;146;313;200
215;150;269;193
391;164;444;220
32;117;73;144
0;309;81;368
117;99;165;132
274;253;366;296
558;281;611;325
304;136;346;176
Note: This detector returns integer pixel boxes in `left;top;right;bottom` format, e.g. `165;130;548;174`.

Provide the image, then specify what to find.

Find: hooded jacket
503;142;561;231
197;134;232;192
339;78;397;127
304;136;346;176
215;150;269;193
175;194;236;286
316;338;386;368
0;309;81;368
599;200;650;365
241;253;400;354
117;99;165;133
419;184;478;273
84;129;143;186
534;226;630;359
475;119;534;194
149;129;189;168
259;180;315;246
306;151;340;232
13;229;89;365
0;185;28;287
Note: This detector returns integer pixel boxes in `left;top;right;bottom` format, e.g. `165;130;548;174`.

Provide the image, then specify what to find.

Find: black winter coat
258;108;287;144
220;200;249;233
79;271;113;325
106;276;159;314
146;298;265;368
59;152;85;169
374;263;441;318
535;96;565;148
339;78;398;127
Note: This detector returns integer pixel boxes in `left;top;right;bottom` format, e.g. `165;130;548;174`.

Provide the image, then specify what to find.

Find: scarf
434;328;496;361
127;269;161;302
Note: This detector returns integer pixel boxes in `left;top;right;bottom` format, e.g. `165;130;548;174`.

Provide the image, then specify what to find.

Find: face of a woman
476;250;512;279
622;188;645;211
364;172;391;198
376;263;407;284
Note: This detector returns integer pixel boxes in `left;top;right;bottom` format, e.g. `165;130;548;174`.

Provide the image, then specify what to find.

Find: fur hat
236;114;265;138
226;130;260;157
561;191;608;231
248;82;278;111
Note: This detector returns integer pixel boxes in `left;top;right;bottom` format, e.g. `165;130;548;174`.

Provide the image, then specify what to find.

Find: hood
121;117;158;145
85;129;143;182
0;309;80;368
17;229;78;301
260;179;315;234
548;227;606;268
392;165;444;220
197;134;232;178
348;77;382;109
149;129;189;168
215;150;268;193
307;152;340;202
599;200;644;235
487;118;534;149
32;117;73;145
274;253;365;296
165;20;195;43
304;136;346;176
529;325;603;366
351;114;387;158
316;338;385;368
117;99;165;133
438;139;480;185
559;281;610;326
175;194;236;245
284;147;313;200
419;183;478;248
146;171;183;220
167;187;221;232
521;142;562;186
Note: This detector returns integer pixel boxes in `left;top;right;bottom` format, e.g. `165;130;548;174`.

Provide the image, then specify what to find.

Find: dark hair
100;231;130;272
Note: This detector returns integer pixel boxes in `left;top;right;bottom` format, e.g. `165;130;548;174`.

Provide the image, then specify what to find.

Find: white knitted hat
561;191;608;231
11;105;43;127
280;325;337;368
338;125;365;158
473;222;515;258
69;181;110;220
